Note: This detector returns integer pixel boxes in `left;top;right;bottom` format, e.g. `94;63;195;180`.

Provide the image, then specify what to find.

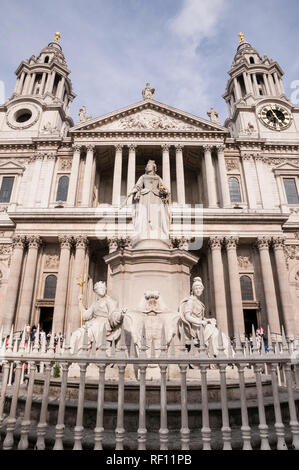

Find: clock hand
269;106;283;125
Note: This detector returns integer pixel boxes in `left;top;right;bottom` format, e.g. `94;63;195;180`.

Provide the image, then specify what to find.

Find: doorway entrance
39;307;54;334
243;309;258;338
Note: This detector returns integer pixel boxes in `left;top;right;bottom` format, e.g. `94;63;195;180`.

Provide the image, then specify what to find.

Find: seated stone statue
178;277;229;356
70;281;126;351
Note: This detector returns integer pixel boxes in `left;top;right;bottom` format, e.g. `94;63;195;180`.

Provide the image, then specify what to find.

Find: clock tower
223;33;299;141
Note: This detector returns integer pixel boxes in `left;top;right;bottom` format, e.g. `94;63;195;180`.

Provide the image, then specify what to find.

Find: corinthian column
67;145;82;206
216;145;230;208
127;144;136;196
203;145;218;208
256;237;281;340
209;237;229;335
69;236;88;332
81;144;95;207
1;236;26;335
272;237;295;337
224;236;245;338
162;144;171;192
112;145;123;206
175;145;185;205
16;236;42;331
52;236;73;334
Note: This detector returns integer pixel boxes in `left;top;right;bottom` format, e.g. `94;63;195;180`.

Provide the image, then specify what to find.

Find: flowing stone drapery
1;236;26;335
224;236;245;338
209;237;229;335
272;237;295;337
52;236;73;334
69;236;88;332
67;145;82;206
256;236;281;339
81;145;95;207
16;236;42;331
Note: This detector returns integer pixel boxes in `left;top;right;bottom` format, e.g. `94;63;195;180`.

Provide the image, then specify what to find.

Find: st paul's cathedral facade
0;33;298;341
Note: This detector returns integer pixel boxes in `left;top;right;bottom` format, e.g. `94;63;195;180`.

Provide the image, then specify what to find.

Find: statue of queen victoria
179;277;229;356
70;281;126;350
130;160;170;243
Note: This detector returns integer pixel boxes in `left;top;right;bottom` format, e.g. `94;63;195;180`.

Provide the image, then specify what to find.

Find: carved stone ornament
27;235;42;249
0;244;12;256
118;111;198;132
256;236;271;250
58;235;73;249
237;256;252;269
45;254;60;269
74;236;88;249
59;159;72;171
272;236;286;250
12;235;26;250
224;236;239;249
284;245;298;269
209;237;223;250
226;158;239;172
143;291;162;316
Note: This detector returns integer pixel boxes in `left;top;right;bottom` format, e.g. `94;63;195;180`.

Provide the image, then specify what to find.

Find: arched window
45;56;49;63
240;276;254;301
56;176;69;202
229;177;242;203
44;275;57;299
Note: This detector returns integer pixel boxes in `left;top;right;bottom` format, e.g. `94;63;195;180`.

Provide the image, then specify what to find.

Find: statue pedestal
104;243;198;313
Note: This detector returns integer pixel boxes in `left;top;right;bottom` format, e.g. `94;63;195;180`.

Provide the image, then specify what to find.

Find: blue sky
1;0;299;125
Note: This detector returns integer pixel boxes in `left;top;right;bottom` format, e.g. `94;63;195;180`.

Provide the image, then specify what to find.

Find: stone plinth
104;244;198;313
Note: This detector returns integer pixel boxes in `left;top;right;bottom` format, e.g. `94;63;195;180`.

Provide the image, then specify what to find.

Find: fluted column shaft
69;236;88;332
52;236;73;334
127;144;136;196
162;144;171;192
67;145;82;206
257;237;281;338
209;237;229;335
216;145;230;208
175;145;185;205
81;145;95;207
273;238;295;337
204;145;218;208
28;154;44;207
1;236;26;335
41;153;56;208
112;145;123;206
225;237;245;337
16;236;42;331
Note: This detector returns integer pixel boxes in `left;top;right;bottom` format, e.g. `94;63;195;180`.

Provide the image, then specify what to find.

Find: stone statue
130;160;170;243
207;107;220;124
79;106;92;123
178;277;229;356
70;281;126;350
142;83;155;100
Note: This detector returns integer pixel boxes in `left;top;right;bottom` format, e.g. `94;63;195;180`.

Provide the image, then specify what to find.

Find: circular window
15;109;32;123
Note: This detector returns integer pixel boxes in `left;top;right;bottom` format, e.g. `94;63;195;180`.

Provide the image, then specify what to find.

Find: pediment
273;161;299;171
0;161;26;171
71;100;228;134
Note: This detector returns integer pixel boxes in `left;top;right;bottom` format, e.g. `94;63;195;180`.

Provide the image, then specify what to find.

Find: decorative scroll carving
224;236;239;250
272;236;286;250
12;235;26;250
209;237;223;250
58;235;73;249
256;236;271;250
27;236;42;249
74;236;88;250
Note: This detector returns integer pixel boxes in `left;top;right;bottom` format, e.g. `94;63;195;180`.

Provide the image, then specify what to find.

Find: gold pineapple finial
55;32;61;43
238;32;245;43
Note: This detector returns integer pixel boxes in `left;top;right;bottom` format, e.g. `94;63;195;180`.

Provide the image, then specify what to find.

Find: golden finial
55;32;61;43
238;32;245;43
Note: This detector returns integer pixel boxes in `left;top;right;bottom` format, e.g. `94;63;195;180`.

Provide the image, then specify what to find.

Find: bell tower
223;33;299;140
0;33;76;139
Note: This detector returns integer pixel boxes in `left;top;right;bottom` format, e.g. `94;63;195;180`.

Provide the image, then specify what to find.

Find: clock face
258;104;292;131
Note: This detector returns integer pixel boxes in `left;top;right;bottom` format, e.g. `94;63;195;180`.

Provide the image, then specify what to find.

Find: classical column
52;236;73;334
203;145;218;208
272;237;295;337
233;77;241;100
263;74;271;95
162;144;171;192
127;144;136;196
1;236;26;335
241;154;257;209
175;145;185;205
28;153;44;207
256;237;281;339
252;74;259;96
41;153;56;208
40;72;47;95
67;145;82;206
16;236;42;331
28;73;36;95
81;144;95;207
112;145;123;206
224;236;245;338
209;237;229;335
69;236;88;332
216;145;230;208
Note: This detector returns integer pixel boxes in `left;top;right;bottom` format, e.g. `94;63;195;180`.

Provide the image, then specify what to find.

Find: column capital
32;152;45;161
74;235;89;250
27;235;42;249
114;144;124;152
256;236;271;250
72;144;83;153
128;144;137;152
45;152;57;161
241;153;253;162
58;235;73;249
175;144;184;152
107;237;119;253
86;144;96;153
272;236;286;250
12;235;26;250
215;144;225;153
162;143;171;152
203;144;213;152
209;236;224;250
224;236;239;250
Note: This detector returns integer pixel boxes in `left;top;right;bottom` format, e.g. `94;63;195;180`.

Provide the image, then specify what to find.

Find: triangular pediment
0;161;25;171
71;99;229;134
273;161;299;171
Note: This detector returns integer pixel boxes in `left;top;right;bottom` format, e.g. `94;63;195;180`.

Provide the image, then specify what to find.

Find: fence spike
129;336;136;359
151;339;156;358
139;324;147;359
199;326;207;358
117;324;127;358
18;327;26;353
160;324;167;358
260;337;266;357
281;325;288;352
73;336;79;356
190;338;195;358
208;338;215;358
251;325;259;354
111;339;116;357
41;333;47;354
33;325;40;353
217;329;226;358
6;325;14;353
267;325;274;354
228;340;234;359
169;337;176;358
13;337;18;353
245;338;250;357
80;327;89;356
91;338;97;357
26;338;31;354
48;332;55;355
97;325;107;358
235;329;243;358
